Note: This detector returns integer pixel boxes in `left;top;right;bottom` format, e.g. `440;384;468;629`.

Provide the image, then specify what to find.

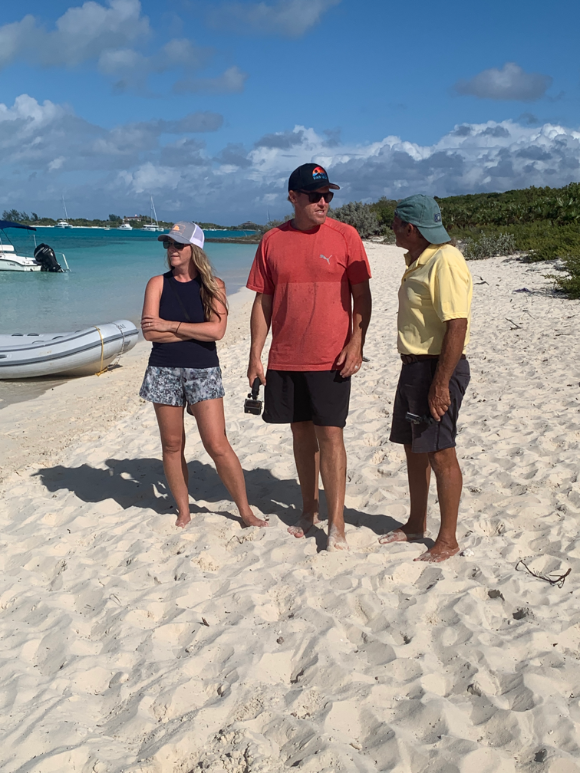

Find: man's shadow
34;458;401;549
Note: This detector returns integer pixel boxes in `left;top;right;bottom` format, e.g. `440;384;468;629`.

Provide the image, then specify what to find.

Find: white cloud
0;95;222;175
117;120;580;220
2;94;580;223
454;62;553;102
97;38;214;93
48;157;66;171
0;16;37;69
173;66;248;94
0;4;245;95
0;0;149;70
207;0;341;37
254;129;305;149
159;138;208;168
98;47;145;75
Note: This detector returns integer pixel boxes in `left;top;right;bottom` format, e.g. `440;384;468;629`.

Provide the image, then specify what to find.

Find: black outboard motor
34;243;63;272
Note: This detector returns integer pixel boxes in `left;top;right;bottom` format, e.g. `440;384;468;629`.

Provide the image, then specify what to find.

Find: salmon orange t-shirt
246;218;372;371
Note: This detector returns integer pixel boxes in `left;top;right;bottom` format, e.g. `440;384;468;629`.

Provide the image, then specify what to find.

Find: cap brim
416;224;451;244
292;182;340;192
157;233;189;244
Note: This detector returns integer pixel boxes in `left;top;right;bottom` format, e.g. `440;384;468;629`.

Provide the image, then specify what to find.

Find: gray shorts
139;366;225;407
389;358;470;453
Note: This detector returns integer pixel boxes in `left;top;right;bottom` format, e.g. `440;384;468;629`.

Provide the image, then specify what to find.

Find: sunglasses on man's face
299;190;334;203
162;240;187;250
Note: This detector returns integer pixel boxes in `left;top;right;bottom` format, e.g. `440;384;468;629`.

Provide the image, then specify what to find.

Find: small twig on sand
515;559;571;588
506;318;522;330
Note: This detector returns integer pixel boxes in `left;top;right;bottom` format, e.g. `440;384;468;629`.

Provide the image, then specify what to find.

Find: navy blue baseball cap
288;163;340;192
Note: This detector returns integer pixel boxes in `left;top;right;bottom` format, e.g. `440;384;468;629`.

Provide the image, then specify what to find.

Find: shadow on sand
34;458;403;550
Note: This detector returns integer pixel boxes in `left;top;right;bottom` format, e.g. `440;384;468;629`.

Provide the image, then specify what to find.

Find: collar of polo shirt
404;243;445;268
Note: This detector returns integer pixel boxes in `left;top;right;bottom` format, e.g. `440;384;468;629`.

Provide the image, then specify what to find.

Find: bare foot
241;510;269;528
414;543;459;563
288;511;321;538
327;524;349;552
176;513;192;529
379;527;425;545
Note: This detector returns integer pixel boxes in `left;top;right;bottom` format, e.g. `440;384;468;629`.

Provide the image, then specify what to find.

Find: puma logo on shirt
319;254;331;264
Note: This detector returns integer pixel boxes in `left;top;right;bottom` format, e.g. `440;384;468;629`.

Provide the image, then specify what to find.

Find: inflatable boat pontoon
0;320;139;379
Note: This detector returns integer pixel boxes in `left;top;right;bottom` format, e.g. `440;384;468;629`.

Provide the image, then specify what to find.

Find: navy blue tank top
148;272;219;369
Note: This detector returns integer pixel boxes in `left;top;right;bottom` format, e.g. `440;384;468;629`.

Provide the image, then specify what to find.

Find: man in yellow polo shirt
380;194;473;562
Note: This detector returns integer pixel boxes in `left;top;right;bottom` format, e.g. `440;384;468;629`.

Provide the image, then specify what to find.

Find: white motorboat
0;221;69;272
0;320;138;379
0;243;41;272
118;223;133;230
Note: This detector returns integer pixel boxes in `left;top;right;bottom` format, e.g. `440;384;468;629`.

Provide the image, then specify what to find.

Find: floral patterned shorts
139;366;225;407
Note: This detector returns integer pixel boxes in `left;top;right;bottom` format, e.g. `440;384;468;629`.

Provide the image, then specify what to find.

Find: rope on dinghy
93;326;108;376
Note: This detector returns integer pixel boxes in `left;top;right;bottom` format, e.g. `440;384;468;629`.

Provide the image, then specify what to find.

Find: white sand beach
1;244;580;772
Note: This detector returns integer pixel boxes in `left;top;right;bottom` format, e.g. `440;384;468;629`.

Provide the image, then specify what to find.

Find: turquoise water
0;227;258;334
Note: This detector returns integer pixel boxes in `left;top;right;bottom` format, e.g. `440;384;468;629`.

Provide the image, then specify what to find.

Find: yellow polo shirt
397;243;472;355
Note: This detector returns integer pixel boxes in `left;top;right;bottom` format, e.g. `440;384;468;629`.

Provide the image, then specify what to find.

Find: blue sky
1;0;579;223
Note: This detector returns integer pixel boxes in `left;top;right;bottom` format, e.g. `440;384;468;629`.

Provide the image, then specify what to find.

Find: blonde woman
140;222;267;529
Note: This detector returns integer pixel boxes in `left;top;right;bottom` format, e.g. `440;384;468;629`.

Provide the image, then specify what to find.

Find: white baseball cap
159;221;204;249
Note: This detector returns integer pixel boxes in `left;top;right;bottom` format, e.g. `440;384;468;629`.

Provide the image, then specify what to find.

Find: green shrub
453;223;580;262
330;201;383;238
515;226;580;262
462;232;517;259
555;254;580;298
438;182;580;229
370;197;398;229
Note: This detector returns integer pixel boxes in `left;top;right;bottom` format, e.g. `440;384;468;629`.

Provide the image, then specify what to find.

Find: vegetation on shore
1;210;173;230
1;210;259;234
329;183;580;298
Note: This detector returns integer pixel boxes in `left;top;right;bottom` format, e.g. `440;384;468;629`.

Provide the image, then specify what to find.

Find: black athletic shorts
389;358;470;453
263;369;351;427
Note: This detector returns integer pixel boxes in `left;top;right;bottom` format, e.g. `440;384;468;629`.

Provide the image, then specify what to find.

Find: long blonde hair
168;245;227;321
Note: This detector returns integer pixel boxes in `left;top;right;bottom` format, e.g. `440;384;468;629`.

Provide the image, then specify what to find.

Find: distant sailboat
142;196;162;232
56;196;72;228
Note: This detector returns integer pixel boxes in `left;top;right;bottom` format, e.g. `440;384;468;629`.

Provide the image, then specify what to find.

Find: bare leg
379;444;430;544
288;421;321;537
415;447;461;562
315;425;348;552
190;398;268;528
154;404;191;528
181;426;189;488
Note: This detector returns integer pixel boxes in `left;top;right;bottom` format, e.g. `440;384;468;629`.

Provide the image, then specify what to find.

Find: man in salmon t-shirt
246;163;372;551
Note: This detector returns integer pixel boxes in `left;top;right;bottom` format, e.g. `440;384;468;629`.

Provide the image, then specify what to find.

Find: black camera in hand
405;411;436;426
244;378;263;415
